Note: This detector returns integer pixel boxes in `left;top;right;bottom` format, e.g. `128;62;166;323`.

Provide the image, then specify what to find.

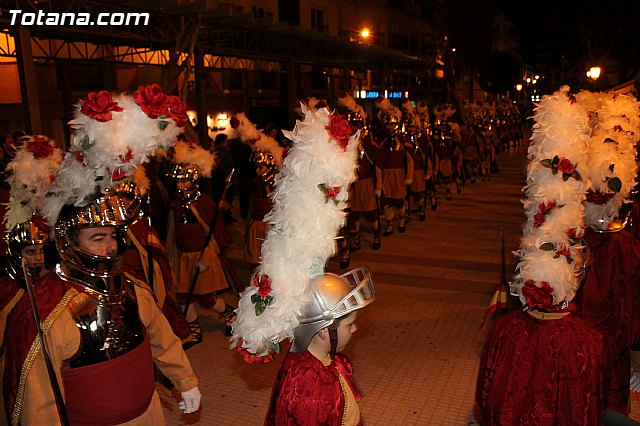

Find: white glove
404;178;413;186
179;386;202;413
631;372;640;392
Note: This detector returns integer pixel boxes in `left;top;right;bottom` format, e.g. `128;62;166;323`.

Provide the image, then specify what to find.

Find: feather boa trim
232;105;359;357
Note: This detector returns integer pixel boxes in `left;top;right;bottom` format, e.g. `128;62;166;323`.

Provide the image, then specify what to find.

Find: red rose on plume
567;227;585;239
230;117;240;129
237;345;277;364
253;274;272;297
585;190;615;205
613;125;623;132
111;167;126;181
533;211;546;227
326;186;341;199
75;153;87;167
26;136;54;159
327;114;353;151
133;84;169;119
558;245;571;257
522;280;554;310
556;158;575;175
119;148;133;164
166;95;188;126
80;91;123;122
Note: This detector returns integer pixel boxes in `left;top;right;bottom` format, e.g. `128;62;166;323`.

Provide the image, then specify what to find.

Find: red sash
62;338;155;425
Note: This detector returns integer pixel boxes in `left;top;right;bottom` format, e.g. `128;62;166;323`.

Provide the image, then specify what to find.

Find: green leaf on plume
272;343;281;354
552;168;558;175
609;164;615;173
604;137;615;143
552;155;559;165
251;293;261;304
80;135;95;150
255;299;267;316
566;256;574;264
562;173;570;181
158;120;169;131
539;242;555;251
572;170;581;181
265;295;274;305
552;251;560;259
540;159;553;168
607;177;622;193
159;114;167;119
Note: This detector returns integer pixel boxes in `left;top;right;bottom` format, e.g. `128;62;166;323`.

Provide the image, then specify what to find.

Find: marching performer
166;140;235;343
574;90;640;415
231;105;376;425
401;97;430;221
337;92;382;259
375;96;413;235
476;87;606;425
230;112;285;274
3;85;201;425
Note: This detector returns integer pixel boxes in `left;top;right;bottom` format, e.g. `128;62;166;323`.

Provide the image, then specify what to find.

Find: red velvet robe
575;229;640;414
476;310;606;426
265;351;362;426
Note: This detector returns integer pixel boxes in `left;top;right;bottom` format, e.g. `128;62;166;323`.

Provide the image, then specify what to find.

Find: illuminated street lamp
586;66;602;81
516;84;523;91
360;28;371;39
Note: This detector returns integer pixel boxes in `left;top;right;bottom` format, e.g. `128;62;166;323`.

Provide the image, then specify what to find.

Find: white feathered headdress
230;113;285;168
42;84;186;226
4;135;63;232
577;91;640;230
337;91;367;121
232;104;360;361
512;86;591;309
171;140;216;178
375;96;402;120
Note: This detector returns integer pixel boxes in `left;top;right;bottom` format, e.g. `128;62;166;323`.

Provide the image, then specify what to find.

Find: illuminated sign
354;90;408;99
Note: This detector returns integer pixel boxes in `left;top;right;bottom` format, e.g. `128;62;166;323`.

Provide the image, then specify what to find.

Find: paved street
156;143;640;425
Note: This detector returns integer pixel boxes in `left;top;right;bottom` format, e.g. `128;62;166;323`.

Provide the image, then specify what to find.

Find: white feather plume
513;86;590;307
172;140;216;178
375;97;402;120
336;92;367;120
4;135;63;231
232;105;360;356
42;86;184;226
233;112;285;167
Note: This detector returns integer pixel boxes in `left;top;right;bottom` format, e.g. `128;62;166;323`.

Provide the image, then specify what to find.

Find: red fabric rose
558;245;571;257
566;227;585;239
75;153;87;167
327;114;353;151
26;136;54;159
585;190;616;205
522;280;554;310
237;345;276;364
166;95;188;126
133;84;169;119
253;274;272;297
80;91;123;122
110;167;125;181
119;148;133;164
326;186;341;199
533;211;546;227
539;200;556;212
556;158;575;175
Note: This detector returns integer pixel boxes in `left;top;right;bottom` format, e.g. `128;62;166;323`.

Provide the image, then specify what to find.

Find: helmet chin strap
328;323;339;359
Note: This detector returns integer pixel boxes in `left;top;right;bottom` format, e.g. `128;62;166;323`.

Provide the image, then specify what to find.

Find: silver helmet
291;266;376;353
5;217;51;280
166;162;201;201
